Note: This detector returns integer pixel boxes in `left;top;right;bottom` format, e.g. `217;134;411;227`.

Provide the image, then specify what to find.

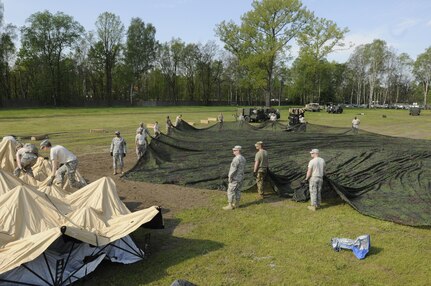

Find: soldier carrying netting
135;128;147;160
14;143;39;177
166;116;174;135
218;112;224;130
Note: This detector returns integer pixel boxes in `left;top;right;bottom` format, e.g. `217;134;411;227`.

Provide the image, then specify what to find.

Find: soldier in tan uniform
253;141;269;199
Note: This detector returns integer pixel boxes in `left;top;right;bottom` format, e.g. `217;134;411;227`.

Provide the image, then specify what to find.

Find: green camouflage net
125;120;431;226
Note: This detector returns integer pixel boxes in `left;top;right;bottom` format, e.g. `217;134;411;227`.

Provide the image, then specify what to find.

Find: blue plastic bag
331;234;370;259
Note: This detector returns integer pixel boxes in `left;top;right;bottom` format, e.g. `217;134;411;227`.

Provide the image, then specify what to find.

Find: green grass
1;106;430;286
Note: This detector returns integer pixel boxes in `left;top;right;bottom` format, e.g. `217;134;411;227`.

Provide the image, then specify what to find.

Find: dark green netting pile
124;120;431;226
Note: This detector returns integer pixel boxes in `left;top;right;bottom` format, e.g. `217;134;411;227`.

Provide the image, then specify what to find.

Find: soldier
270;112;277;130
175;114;182;126
135;128;147;160
253;141;269;199
154;121;161;137
136;122;150;137
166;116;173;135
14;143;39;177
223;145;246;210
110;131;127;175
218;112;224;130
352;117;360;134
238;113;245;127
304;149;326;211
136;122;145;134
40;140;85;188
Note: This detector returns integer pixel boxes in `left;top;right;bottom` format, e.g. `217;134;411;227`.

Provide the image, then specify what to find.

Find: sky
2;0;431;63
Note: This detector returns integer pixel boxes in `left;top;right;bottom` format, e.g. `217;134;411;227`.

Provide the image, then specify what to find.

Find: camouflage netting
124;120;431;226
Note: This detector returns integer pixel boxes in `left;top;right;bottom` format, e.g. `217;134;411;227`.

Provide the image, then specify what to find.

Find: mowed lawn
1;106;430;286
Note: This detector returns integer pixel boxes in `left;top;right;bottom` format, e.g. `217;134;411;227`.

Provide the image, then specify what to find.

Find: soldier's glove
123;153;126;157
253;172;257;177
301;179;308;184
110;152;113;156
47;176;55;186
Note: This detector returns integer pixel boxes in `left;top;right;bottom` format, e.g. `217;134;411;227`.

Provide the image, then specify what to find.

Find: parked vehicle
327;104;343;114
304;103;321;112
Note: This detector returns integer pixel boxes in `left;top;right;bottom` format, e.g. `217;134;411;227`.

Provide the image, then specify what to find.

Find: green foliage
413;47;431;106
217;0;312;106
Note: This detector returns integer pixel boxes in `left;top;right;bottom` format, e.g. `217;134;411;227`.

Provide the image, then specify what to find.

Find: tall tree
217;0;311;106
297;17;349;101
157;39;184;102
0;0;17;103
95;12;124;105
413;47;431;108
363;39;388;107
125;18;157;102
180;43;199;100
20;11;83;105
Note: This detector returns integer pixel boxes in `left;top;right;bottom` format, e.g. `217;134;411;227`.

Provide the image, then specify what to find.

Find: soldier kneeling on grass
14;143;39;177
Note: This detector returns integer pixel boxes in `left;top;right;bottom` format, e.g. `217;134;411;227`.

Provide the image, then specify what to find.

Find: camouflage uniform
135;132;147;160
50;145;84;188
111;136;127;172
255;149;269;196
166;117;173;135
14;144;38;177
227;154;246;205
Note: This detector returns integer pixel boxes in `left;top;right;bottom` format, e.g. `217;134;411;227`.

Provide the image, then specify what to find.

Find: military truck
409;104;421;116
327;104;343;114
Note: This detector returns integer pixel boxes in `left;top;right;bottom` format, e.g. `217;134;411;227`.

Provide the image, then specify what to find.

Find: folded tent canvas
0;140;163;285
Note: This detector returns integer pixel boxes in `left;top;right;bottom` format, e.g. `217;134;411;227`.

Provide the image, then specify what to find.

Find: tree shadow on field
75;217;224;286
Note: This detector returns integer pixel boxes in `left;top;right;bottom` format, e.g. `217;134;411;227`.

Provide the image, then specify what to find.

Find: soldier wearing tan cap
253;141;268;199
304;148;326;211
223;145;246;210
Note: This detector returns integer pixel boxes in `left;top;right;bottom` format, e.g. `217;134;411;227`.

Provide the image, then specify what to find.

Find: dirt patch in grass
78;152;215;220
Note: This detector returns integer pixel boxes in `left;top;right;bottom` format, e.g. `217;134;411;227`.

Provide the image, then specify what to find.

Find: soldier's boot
222;203;234;210
307;205;317;211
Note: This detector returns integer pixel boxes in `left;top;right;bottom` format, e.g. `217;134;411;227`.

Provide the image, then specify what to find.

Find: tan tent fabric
0;142;86;192
0;169;23;195
0;140;17;173
0;139;162;277
0;177;161;274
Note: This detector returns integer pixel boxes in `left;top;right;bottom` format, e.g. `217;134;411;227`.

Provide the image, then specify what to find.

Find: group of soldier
4;135;85;189
7;112;326;210
223;141;326;212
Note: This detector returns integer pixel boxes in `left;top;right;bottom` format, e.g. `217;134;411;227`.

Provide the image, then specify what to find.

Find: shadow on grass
75;217;224;286
368;246;383;257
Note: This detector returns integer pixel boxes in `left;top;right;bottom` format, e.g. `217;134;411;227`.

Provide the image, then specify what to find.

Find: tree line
0;0;430;108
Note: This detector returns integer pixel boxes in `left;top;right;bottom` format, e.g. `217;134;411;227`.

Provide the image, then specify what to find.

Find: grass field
1;106;430;286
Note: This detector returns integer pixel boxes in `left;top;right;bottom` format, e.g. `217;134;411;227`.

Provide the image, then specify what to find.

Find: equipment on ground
331;234;371;260
286;108;306;132
237;107;280;123
327;104;343;114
